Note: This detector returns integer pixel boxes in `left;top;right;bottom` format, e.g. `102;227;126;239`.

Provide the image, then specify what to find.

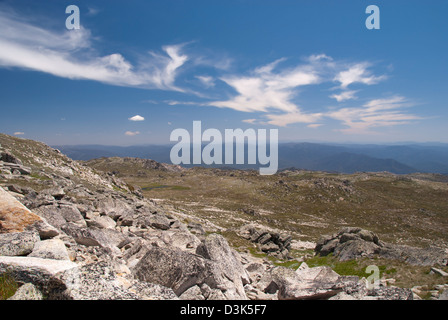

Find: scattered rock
430;267;448;277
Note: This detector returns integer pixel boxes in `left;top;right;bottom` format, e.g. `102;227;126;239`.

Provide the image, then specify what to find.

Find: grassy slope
85;158;448;248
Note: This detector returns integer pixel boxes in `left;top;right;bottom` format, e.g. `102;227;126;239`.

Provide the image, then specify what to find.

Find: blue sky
0;0;447;145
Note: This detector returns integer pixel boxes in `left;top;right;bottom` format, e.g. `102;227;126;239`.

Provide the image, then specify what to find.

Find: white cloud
334;63;386;89
330;90;358;102
326;96;420;134
209;59;320;114
0;10;188;91
13;132;25;135
266;111;323;127
242;119;257;124
307;54;333;62
195;75;215;88
128;115;145;121
125;131;140;136
164;100;202;106
205;56;395;129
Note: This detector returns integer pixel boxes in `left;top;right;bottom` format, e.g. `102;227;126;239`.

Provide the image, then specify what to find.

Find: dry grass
0;273;18;300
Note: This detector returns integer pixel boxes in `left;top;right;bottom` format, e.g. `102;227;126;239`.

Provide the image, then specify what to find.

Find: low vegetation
0;273;18;300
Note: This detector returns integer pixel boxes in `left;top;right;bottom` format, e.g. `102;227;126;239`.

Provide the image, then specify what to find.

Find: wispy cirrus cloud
200;56;408;132
208;58;321;114
330;90;358;102
328;63;386;103
334;62;386;89
0;9;188;91
195;75;215;88
327;96;421;134
265;111;323;127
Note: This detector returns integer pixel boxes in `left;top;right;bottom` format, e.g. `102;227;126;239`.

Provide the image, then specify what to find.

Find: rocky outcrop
0;151;31;176
315;227;448;267
239;224;292;259
130;234;249;300
196;233;250;299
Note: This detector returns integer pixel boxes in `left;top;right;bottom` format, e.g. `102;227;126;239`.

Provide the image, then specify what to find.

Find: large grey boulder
56;204;86;228
132;245;211;296
86;215;116;229
34;204;86;229
69;261;139;300
32;219;60;239
333;240;381;261
196;233;250;300
137;213;171;230
40;187;66;200
95;197;132;221
265;265;342;300
179;285;205;300
0;231;40;256
161;230;202;253
0;256;79;299
131;235;250;300
29;239;71;261
61;224;130;252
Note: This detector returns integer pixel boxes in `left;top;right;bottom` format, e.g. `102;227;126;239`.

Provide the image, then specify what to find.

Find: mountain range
53;142;448;174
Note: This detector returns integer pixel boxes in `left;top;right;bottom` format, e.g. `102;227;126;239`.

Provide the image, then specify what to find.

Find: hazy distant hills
53;142;448;174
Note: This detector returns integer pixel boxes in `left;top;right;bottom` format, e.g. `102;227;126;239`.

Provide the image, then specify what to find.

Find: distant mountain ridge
53;142;448;174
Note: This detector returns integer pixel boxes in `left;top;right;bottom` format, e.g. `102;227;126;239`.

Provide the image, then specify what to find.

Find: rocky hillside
0;134;447;300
